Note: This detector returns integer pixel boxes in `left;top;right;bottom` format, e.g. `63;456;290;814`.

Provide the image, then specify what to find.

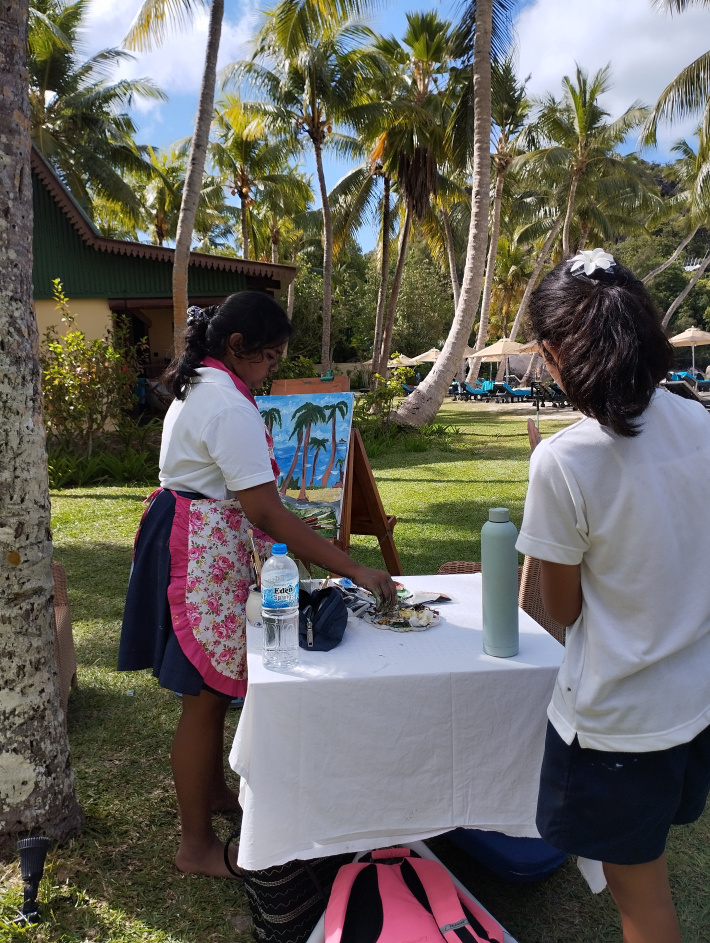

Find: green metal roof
31;149;295;302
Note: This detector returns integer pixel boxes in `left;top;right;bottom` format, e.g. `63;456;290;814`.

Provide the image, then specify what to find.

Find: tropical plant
1;0;82;851
41;281;142;458
124;0;225;336
29;0;163;222
231;0;386;368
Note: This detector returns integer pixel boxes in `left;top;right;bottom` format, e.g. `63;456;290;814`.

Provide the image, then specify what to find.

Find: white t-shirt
517;388;710;752
159;367;275;499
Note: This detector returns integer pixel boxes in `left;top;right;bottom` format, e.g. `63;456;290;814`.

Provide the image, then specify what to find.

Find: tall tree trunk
663;250;710;329
561;172;580;256
171;0;223;345
441;207;461;309
508;214;564;343
643;225;700;284
441;207;466;385
371;175;390;386
241;196;249;260
0;0;83;850
314;139;333;371
378;201;413;374
468;169;505;385
394;0;494;427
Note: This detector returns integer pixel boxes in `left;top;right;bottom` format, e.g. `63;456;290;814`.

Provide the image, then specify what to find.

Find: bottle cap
271;543;287;554
488;507;510;523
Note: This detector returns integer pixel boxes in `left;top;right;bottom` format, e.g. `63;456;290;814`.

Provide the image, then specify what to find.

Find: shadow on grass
58;679;251;942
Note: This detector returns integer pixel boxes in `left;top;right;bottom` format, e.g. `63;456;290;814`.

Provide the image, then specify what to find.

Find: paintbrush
247;527;262;586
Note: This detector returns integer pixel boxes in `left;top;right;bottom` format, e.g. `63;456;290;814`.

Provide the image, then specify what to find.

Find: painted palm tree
211;97;310;261
124;0;224;337
319;399;350;487
29;0;163;222
292;402;328;501
259;406;282;436
232;1;386;368
395;0;501;427
308;437;329;486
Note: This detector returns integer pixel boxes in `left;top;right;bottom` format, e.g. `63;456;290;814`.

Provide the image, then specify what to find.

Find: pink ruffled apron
157;357;279;697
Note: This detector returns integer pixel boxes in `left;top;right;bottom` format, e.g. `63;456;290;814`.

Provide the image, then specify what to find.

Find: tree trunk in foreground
171;0;224;345
394;0;493;427
0;0;83;851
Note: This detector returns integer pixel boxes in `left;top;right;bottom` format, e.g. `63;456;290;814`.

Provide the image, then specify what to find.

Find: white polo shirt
517;388;710;752
159;367;274;500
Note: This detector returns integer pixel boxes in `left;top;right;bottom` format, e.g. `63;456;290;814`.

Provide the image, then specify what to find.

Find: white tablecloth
229;573;563;871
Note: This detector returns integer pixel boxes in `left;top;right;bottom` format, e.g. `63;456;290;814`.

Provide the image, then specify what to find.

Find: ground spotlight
15;836;51;925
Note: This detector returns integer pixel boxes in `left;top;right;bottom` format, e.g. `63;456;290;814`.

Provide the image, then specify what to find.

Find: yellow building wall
35;298;113;341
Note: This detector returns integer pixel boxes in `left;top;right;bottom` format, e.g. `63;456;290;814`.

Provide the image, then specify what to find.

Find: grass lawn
1;402;708;942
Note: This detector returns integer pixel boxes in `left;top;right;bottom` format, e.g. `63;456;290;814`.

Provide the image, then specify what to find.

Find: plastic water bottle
481;508;519;657
261;544;300;670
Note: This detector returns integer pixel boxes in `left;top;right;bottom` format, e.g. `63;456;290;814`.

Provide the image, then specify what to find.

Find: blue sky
84;0;710;250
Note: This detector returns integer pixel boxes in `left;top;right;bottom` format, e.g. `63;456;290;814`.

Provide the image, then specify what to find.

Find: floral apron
153;357;279;697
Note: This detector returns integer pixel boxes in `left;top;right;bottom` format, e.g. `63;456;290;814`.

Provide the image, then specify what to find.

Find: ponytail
528;255;673;437
162;293;291;400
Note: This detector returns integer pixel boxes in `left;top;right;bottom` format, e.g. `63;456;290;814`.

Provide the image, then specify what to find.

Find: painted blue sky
85;0;710;249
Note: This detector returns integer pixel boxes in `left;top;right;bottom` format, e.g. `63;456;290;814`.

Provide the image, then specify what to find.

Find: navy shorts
536;721;710;865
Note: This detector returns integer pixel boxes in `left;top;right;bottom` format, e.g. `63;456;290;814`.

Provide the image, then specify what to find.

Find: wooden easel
336;428;403;576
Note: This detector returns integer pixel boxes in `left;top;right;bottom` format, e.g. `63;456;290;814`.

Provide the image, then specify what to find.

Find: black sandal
224;830;243;879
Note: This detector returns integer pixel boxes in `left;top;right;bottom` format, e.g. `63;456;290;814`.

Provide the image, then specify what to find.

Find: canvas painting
255;391;355;539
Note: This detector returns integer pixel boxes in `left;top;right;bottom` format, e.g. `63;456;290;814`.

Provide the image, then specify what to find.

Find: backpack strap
405;857;504;943
324;863;369;943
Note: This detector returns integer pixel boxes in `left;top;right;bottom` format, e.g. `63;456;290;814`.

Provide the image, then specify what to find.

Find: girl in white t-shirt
517;250;710;943
119;292;397;879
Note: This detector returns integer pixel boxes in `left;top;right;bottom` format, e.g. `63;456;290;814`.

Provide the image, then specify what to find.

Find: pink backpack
324;848;505;943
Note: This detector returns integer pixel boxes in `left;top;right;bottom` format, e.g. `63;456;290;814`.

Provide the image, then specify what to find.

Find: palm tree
644;1;710;146
211;97;309;260
291;401;328;500
469;57;530;383
124;0;225;338
661;130;710;328
521;65;649;256
372;13;455;375
308;437;329;486
259;406;283;436
1;0;83;850
320;399;350;486
233;1;386;369
395;0;501;427
29;0;163;222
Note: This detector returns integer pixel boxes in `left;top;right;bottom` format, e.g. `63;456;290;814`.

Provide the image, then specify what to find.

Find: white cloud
514;0;710;157
82;0;260;122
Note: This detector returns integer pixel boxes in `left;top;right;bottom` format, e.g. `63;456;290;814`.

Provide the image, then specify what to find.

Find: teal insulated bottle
481;507;519;657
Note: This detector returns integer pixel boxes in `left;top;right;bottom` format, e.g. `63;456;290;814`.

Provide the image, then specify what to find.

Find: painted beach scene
255;392;355;538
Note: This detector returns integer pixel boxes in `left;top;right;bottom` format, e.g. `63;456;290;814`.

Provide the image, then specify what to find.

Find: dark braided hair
163;291;292;400
528;255;673;437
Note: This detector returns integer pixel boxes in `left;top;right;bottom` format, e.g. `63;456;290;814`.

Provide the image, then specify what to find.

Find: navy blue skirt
118;489;219;697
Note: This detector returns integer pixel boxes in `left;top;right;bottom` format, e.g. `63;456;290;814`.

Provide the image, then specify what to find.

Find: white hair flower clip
570;247;616;277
